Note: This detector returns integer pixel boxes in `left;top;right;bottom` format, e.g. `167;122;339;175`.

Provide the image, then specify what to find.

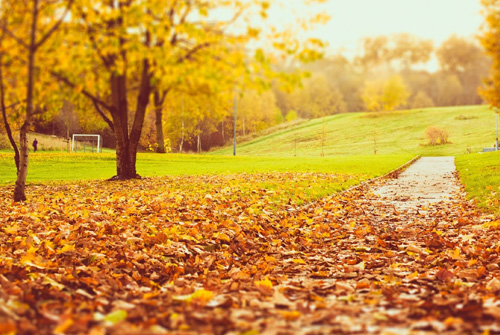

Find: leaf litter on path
0;166;499;335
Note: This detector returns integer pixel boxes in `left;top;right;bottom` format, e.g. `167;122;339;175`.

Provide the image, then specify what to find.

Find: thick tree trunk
109;60;151;180
110;73;137;179
154;91;166;153
128;60;151;173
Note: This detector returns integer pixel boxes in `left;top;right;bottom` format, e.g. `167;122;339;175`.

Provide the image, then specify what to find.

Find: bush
425;126;449;145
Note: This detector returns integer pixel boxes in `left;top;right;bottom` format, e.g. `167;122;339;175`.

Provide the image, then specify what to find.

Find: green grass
212;105;496;157
456;151;500;216
0;152;414;186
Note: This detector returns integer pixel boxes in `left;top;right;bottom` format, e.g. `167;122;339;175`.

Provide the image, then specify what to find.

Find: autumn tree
434;74;463;106
356;34;433;72
410;91;434;109
437;35;490;105
380;75;409;111
479;0;500;108
278;74;346;118
361;75;409;112
237;90;281;136
51;0;326;178
0;0;73;201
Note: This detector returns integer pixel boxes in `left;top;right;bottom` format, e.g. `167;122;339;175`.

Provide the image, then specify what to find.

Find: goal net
71;134;102;153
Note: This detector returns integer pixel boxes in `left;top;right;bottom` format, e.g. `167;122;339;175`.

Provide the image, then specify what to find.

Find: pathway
270;156;498;335
374;156;462;211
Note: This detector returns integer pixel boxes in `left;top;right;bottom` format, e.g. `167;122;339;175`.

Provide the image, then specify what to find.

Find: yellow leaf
59;244;75;253
213;232;230;242
4;224;18;235
292;258;306;264
265;255;276;262
20;246;38;264
255;277;273;290
54;319;73;334
280;310;301;321
174;289;214;306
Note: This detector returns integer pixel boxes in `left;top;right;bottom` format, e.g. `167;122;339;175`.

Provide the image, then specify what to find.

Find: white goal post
71;134;102;153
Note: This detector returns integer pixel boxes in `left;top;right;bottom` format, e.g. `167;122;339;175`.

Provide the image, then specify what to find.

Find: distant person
32;138;38;152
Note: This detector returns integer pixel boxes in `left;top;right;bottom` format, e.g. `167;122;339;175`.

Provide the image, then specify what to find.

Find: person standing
32;138;38;152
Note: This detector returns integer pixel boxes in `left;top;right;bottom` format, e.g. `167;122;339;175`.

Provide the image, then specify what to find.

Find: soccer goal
71;134;102;153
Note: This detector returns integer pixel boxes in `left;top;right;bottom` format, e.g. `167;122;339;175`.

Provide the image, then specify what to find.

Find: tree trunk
110;73;137;179
154;90;166;153
179;119;184;153
14;123;29;201
197;129;201;154
128;59;151;173
109;60;151;180
14;0;38;202
221;119;225;142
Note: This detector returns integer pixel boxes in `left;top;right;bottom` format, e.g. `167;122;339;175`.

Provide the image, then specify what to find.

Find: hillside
211;105;496;157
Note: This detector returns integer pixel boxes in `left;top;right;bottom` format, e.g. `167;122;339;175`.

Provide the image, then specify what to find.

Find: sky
272;0;484;58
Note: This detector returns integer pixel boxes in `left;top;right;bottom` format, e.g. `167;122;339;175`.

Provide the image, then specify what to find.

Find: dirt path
254;157;499;335
374;156;461;210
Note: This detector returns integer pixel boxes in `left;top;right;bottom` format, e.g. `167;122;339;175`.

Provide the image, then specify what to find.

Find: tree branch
76;5;113;68
92;98;114;129
0;64;20;172
50;70;113;112
35;0;75;50
0;23;29;49
177;42;211;64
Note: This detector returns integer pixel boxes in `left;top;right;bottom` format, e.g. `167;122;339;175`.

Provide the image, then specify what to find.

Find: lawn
0;152;415;185
212;105;496;157
0;152;414;204
456;151;500;216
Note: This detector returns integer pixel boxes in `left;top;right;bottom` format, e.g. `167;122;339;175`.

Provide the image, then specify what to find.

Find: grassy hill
211;105;497;157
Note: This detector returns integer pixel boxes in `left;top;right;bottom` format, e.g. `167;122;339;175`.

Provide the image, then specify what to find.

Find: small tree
362;75;409;112
380;75;409;111
479;0;500;108
0;0;73;202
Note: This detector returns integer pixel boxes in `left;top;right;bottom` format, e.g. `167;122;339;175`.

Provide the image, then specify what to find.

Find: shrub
425;126;449;145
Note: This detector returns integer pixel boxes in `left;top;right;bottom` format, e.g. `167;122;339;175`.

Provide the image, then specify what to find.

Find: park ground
1;105;500;334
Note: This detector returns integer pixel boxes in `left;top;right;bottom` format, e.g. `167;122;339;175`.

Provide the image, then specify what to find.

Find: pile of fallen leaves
0;172;499;335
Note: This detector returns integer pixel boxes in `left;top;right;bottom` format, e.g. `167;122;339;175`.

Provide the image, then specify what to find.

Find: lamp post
233;92;237;156
495;107;499;151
